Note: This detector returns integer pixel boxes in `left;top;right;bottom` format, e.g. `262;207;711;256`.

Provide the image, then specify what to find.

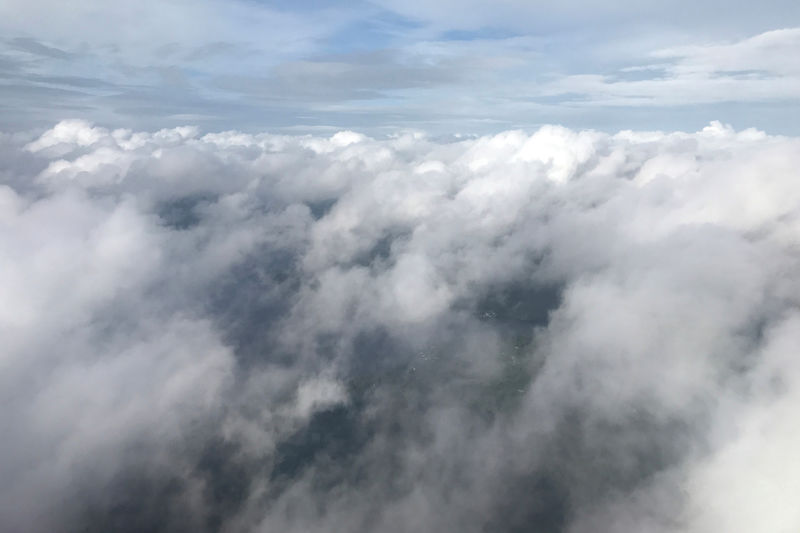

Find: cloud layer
2;119;800;532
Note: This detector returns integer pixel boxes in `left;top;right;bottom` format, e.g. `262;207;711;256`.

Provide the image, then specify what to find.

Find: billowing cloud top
3;119;800;532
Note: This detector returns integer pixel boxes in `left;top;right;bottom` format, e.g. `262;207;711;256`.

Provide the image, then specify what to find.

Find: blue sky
1;0;799;134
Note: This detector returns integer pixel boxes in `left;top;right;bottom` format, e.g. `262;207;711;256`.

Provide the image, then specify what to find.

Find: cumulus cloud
2;118;800;532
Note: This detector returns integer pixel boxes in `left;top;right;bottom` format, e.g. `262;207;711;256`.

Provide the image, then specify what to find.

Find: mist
2;119;800;533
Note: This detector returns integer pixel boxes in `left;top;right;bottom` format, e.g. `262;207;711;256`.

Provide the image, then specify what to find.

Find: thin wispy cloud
1;1;799;132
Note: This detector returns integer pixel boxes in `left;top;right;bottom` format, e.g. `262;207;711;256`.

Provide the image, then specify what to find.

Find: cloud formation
542;28;800;107
2;119;800;532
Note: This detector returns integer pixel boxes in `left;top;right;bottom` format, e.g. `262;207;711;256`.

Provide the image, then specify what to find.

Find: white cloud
292;377;348;419
544;28;800;107
0;0;336;68
3;119;800;532
683;313;800;533
654;28;800;77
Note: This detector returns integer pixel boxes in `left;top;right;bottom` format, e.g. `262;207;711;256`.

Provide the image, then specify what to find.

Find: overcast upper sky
2;0;800;134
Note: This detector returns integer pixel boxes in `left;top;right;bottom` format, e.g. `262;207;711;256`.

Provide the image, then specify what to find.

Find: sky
1;0;800;134
4;3;800;533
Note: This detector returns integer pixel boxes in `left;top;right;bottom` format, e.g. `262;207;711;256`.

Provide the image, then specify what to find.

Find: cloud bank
2;119;800;532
